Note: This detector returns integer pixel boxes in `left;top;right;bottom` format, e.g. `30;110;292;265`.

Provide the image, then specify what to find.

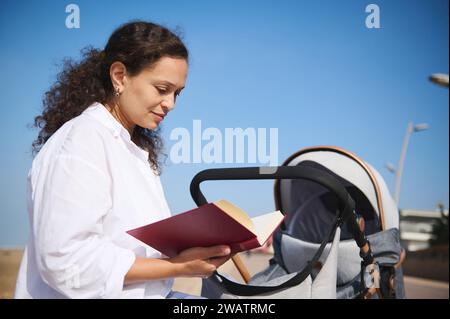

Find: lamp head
429;74;449;88
413;123;429;132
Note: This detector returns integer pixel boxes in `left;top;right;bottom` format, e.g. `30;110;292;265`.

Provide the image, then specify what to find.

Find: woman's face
111;56;188;132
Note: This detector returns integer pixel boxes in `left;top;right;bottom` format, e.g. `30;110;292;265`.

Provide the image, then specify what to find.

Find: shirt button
113;130;120;138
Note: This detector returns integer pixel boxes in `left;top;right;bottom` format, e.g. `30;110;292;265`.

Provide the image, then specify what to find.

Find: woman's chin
144;121;159;130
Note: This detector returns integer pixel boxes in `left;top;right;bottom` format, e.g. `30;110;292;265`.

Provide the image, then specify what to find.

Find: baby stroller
190;146;406;299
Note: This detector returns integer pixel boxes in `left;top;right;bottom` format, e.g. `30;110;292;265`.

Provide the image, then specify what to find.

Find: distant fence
402;245;449;282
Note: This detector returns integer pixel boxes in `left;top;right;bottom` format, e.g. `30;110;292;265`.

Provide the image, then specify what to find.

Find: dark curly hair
31;20;189;174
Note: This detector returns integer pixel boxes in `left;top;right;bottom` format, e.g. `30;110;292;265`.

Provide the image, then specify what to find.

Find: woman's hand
124;245;233;285
169;245;233;278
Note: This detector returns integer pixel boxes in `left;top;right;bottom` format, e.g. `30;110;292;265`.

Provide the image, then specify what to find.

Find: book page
251;210;284;245
214;199;255;234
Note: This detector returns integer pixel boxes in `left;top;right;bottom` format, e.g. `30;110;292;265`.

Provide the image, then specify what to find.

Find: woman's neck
104;101;135;136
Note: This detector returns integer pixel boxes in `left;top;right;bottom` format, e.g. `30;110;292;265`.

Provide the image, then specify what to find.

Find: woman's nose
161;96;176;111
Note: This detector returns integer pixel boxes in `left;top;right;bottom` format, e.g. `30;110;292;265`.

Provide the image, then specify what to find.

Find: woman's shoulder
28;114;115;193
33;110;113;169
65;111;112;145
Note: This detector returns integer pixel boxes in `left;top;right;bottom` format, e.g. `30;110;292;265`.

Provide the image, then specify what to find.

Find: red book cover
126;200;284;257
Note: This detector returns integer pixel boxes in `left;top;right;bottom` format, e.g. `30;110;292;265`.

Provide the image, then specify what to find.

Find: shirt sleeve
32;154;136;298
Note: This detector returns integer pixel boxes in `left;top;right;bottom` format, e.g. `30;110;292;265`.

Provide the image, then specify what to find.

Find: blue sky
0;0;448;247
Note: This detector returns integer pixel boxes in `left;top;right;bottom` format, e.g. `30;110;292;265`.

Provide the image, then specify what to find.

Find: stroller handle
190;166;368;249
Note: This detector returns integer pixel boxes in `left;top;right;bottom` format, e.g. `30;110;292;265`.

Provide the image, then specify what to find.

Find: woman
15;21;232;299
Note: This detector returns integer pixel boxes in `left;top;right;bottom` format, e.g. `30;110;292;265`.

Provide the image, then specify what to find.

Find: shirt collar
83;102;150;163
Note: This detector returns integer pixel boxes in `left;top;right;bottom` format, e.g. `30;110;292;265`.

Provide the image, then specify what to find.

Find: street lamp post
387;74;443;205
393;122;429;205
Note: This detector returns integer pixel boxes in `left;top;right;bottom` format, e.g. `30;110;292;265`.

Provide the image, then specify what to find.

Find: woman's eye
156;87;168;94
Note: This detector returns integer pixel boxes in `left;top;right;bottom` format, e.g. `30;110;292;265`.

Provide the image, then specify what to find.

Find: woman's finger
208;254;234;268
196;245;230;260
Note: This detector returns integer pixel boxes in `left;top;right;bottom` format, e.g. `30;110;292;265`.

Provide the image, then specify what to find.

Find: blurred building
400;208;449;251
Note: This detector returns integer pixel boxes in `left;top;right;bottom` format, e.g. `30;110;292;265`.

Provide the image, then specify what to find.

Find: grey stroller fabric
202;228;342;299
335;228;405;298
279;227;405;298
201;228;405;299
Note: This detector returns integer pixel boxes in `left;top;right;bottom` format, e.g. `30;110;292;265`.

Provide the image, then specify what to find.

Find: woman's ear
109;61;128;92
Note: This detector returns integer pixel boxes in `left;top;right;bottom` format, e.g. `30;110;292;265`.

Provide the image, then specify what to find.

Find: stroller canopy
274;146;399;243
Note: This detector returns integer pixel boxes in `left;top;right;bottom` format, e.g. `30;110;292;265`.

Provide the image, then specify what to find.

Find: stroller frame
190;164;380;297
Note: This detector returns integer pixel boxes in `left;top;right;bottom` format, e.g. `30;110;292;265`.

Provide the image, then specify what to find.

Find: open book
126;199;285;258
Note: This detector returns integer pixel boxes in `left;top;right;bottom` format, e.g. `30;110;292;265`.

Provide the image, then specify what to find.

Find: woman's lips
151;111;165;121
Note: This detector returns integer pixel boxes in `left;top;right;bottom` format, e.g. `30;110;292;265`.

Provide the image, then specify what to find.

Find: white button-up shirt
15;102;174;298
